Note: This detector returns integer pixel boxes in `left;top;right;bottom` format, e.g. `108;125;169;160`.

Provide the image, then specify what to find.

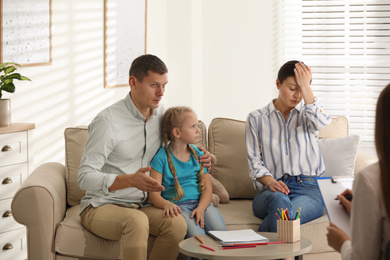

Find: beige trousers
80;204;187;260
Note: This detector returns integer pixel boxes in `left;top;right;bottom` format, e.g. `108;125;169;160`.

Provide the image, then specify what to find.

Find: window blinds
279;0;390;155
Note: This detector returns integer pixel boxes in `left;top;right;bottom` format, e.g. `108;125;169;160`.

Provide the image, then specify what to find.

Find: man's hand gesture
131;166;165;192
109;166;164;192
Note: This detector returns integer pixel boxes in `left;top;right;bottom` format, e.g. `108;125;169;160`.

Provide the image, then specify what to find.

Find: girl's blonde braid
162;107;186;201
187;144;205;193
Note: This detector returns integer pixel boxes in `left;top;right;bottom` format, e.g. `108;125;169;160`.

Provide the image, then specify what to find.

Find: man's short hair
129;54;168;82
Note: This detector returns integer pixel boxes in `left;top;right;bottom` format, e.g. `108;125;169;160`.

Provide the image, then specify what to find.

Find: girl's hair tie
174;176;178;180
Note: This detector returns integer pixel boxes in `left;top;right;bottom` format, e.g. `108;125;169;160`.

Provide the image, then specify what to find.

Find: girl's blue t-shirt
150;144;209;203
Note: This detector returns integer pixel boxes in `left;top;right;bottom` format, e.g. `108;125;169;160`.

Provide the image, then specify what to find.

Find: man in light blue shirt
78;54;212;260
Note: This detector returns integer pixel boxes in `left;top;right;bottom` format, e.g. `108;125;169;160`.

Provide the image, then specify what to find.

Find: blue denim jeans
252;174;324;232
176;200;227;238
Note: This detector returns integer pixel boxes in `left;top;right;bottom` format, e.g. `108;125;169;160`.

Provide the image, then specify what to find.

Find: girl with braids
149;106;226;238
326;83;390;260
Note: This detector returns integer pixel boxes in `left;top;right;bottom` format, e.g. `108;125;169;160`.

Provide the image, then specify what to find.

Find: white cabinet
0;123;34;260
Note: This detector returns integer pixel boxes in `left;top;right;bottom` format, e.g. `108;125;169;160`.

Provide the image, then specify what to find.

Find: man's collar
127;92;147;120
126;92;159;121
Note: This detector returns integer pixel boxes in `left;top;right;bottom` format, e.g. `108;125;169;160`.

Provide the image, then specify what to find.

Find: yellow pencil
281;209;286;220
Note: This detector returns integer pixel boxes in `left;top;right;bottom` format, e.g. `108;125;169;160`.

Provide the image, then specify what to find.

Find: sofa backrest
207;116;349;199
318;116;348;139
64;127;88;206
63;117;347;205
64;121;207;206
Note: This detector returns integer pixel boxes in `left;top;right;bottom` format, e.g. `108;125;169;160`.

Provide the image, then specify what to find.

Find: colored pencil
222;245;256;249
199;244;215;251
195;236;203;244
229;241;286;246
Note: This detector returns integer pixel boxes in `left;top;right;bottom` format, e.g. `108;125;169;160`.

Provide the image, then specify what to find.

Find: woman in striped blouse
245;60;331;232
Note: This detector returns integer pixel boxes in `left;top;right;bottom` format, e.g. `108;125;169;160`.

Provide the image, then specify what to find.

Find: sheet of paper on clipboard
316;176;354;237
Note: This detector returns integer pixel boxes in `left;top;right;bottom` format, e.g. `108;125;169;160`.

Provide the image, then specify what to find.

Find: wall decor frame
104;0;147;88
0;0;52;66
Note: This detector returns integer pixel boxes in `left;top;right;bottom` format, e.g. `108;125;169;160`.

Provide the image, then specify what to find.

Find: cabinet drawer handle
2;243;13;250
1;177;12;184
2;210;12;218
1;145;12;152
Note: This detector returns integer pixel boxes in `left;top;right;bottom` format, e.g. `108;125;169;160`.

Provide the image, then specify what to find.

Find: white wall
6;0;278;169
160;0;279;127
8;0;129;168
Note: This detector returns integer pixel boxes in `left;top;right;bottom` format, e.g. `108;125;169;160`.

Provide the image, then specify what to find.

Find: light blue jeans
253;174;324;232
176;200;227;238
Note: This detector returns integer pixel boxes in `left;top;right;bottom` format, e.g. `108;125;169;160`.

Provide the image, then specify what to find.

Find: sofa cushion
195;120;208;150
55;205;121;259
55;205;158;258
319;135;360;177
64;127;88;206
208;118;257;199
217;199;261;231
318;116;348;139
210;175;229;203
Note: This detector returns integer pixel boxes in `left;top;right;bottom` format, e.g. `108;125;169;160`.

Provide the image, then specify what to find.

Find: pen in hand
335;195;353;201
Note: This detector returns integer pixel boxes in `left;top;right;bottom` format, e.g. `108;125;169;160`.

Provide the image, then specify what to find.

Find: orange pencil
195;236;203;244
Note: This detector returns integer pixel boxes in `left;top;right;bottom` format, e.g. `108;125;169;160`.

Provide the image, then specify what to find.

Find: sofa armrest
11;162;67;260
354;153;378;174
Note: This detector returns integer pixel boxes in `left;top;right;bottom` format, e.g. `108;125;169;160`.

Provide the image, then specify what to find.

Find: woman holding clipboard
326;83;390;260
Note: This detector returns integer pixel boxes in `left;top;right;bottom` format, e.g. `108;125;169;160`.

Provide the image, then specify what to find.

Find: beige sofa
11;116;377;260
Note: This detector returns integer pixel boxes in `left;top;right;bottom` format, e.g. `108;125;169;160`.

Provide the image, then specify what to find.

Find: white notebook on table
207;229;269;246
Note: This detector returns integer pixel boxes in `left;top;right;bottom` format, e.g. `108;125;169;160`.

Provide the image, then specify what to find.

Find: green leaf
4;73;30;81
3;78;11;85
0;63;30;95
20;75;31;81
0;62;20;72
0;83;15;93
4;66;16;75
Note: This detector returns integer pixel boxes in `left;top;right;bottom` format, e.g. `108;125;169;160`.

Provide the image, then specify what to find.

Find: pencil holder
277;219;300;243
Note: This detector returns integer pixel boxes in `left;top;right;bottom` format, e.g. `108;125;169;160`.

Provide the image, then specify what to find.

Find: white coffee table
179;232;312;260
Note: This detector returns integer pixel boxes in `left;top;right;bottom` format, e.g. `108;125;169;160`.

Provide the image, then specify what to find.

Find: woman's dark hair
375;83;390;218
278;60;311;84
129;54;168;82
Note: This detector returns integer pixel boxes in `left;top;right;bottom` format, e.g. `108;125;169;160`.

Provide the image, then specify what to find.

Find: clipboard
316;176;354;237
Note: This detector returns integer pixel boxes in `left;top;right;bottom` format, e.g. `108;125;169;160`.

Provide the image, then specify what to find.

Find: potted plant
0;62;31;126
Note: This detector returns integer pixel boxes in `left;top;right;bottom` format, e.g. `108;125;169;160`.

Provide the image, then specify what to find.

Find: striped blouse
245;98;331;191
